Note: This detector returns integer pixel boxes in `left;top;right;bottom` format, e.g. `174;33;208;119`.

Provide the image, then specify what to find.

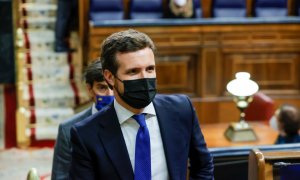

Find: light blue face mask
95;95;114;111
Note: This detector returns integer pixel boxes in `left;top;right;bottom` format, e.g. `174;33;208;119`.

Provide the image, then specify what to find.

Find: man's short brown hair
100;29;156;76
83;59;104;87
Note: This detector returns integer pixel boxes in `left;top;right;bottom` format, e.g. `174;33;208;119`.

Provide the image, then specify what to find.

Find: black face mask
115;77;157;109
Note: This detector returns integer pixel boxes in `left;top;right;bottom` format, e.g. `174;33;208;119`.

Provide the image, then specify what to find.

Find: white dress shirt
114;99;169;180
91;103;98;115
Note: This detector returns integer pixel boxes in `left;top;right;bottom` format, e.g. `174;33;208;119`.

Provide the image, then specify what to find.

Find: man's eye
99;86;107;90
147;66;155;71
128;69;137;74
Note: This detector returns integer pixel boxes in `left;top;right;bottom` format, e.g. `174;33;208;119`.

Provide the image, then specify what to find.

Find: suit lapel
97;106;134;180
153;99;181;179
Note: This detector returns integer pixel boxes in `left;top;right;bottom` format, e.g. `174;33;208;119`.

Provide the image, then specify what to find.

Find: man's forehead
117;51;155;67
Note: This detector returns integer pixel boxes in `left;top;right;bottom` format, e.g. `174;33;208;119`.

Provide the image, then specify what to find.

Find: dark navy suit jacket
69;94;214;180
52;107;92;180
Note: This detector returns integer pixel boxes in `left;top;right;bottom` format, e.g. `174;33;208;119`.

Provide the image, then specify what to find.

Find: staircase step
20;3;57;17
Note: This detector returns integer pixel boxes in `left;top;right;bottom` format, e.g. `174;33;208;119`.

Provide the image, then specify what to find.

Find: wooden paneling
201;48;222;97
156;55;196;94
192;98;239;124
88;24;300;97
192;97;239;124
79;0;300;124
86;24;300;123
224;53;300;94
192;97;300;124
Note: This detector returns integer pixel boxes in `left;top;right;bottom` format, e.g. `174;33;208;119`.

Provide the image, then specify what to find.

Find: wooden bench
209;143;300;180
248;147;300;180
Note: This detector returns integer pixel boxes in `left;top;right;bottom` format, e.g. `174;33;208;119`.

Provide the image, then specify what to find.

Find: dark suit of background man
51;60;114;179
69;29;214;180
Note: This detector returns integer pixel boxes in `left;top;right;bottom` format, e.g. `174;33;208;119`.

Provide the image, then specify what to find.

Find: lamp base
224;121;257;142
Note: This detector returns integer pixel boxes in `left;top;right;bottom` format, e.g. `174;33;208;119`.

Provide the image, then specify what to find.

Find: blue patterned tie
132;114;151;180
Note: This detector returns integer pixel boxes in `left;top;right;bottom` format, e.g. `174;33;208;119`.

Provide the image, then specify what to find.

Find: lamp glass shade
226;72;259;97
224;72;259;142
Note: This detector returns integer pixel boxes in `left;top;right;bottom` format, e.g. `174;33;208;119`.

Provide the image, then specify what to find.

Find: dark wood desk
201;122;278;148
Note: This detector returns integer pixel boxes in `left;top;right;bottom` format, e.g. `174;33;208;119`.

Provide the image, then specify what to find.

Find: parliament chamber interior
0;0;300;179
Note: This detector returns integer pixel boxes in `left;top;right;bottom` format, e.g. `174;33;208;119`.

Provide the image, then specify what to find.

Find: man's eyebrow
125;67;139;72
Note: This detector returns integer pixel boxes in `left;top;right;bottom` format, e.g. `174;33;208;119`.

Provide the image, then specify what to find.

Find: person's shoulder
296;135;300;141
154;94;194;118
275;135;285;144
60;107;92;128
155;94;190;102
293;134;300;143
154;94;191;107
73;104;113;130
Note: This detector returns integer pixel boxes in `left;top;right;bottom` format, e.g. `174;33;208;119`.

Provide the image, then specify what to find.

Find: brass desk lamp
225;72;259;142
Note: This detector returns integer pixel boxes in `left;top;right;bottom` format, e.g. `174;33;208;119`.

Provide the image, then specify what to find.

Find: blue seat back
277;164;300;180
194;0;202;18
213;0;246;18
297;0;300;16
254;0;288;17
130;0;163;19
89;0;123;21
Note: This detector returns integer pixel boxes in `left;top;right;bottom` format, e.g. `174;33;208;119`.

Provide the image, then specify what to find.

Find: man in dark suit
54;0;78;52
69;29;214;180
51;60;114;180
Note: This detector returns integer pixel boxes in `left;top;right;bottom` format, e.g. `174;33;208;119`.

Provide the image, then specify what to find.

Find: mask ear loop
105;74;122;90
113;75;125;98
114;76;123;83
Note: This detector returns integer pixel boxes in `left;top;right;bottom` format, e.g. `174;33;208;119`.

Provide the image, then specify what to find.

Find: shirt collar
114;99;156;125
91;103;98;114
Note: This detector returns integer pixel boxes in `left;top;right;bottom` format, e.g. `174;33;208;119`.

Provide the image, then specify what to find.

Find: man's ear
103;69;115;89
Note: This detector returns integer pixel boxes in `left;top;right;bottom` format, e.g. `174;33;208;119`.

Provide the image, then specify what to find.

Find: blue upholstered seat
254;0;288;17
129;0;163;19
89;0;123;21
297;0;300;16
194;0;202;18
212;0;246;17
